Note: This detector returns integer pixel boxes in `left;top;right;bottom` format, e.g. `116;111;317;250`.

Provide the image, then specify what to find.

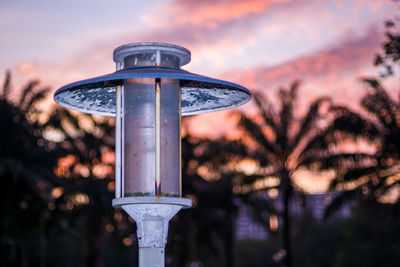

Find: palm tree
169;131;247;267
47;108;121;267
320;78;400;217
374;16;400;78
236;81;357;267
0;71;133;267
319;17;400;217
0;71;66;266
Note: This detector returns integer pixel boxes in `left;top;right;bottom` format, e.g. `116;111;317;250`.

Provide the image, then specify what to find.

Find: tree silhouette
1;71;252;267
320;13;400;217
47;109;121;267
374;2;400;78
320;78;400;217
0;71;63;266
0;72;136;267
236;81;363;267
169;131;247;267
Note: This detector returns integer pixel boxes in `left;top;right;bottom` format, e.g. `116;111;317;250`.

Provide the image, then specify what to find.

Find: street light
54;42;250;267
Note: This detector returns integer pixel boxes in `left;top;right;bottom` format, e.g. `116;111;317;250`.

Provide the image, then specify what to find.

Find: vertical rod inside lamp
179;87;182;197
155;78;162;197
115;62;122;198
115;85;121;198
155;49;162;198
121;78;125;197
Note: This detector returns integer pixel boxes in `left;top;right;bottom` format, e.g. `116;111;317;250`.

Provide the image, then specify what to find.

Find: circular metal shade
54;67;251;116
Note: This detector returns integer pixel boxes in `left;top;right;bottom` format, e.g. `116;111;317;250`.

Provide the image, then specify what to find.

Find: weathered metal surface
113;197;191;248
54;67;251;116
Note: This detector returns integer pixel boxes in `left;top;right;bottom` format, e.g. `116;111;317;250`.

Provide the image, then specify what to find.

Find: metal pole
139;248;164;267
54;42;250;267
113;197;191;267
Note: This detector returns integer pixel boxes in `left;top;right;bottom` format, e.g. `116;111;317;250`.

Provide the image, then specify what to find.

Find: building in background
235;192;353;240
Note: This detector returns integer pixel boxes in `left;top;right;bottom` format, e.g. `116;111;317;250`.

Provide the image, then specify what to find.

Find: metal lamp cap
113;42;191;69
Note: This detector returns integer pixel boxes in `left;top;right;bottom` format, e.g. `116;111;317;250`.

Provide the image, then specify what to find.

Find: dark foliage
236;81;366;267
168;133;248;267
324;9;400;215
0;72;248;267
374;8;400;78
0;72;135;267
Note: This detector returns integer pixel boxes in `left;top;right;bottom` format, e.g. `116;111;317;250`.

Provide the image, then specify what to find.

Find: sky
1;0;399;191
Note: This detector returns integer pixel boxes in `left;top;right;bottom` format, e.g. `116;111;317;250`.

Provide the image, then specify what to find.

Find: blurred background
1;0;400;266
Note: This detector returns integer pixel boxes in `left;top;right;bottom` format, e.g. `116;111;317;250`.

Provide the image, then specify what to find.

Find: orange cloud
132;0;316;51
7;24;388;138
184;26;390;138
168;0;293;28
4;0;396;139
223;27;384;104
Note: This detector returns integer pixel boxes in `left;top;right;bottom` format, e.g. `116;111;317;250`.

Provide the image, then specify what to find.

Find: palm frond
19;80;39;109
239;114;277;154
336;166;377;185
362;95;397;129
361;78;399;128
278;81;300;150
25;87;50;111
2;70;11;99
297;125;334;159
299;153;376;171
330;105;381;139
363;78;382;89
292;97;331;150
250;149;271;167
327;170;367;192
252;92;278;131
298;105;379;165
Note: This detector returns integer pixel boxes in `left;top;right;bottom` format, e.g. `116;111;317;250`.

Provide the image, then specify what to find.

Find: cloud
222;27;385;108
6;0;308;89
137;0;310;46
131;0;395;75
3;0;396;126
163;0;296;28
182;26;390;138
6;21;388;123
6;0;394;83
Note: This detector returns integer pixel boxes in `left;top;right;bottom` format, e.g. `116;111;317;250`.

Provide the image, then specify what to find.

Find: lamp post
54;42;250;267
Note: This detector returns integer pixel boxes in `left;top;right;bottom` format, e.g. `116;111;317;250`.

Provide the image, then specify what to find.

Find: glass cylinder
122;78;181;197
160;79;181;196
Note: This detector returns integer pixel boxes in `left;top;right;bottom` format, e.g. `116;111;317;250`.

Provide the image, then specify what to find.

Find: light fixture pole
54;42;250;267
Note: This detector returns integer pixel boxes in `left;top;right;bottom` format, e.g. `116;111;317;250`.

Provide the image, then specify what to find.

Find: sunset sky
1;0;399;192
1;0;398;138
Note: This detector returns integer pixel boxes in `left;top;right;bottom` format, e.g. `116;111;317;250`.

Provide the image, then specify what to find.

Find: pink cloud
181;26;392;138
167;0;295;28
222;27;385;107
3;0;397;139
6;24;390;138
6;0;394;87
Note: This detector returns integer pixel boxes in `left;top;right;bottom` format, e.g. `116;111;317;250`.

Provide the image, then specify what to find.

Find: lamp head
53;42;251;264
54;43;250;117
54;42;251;199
